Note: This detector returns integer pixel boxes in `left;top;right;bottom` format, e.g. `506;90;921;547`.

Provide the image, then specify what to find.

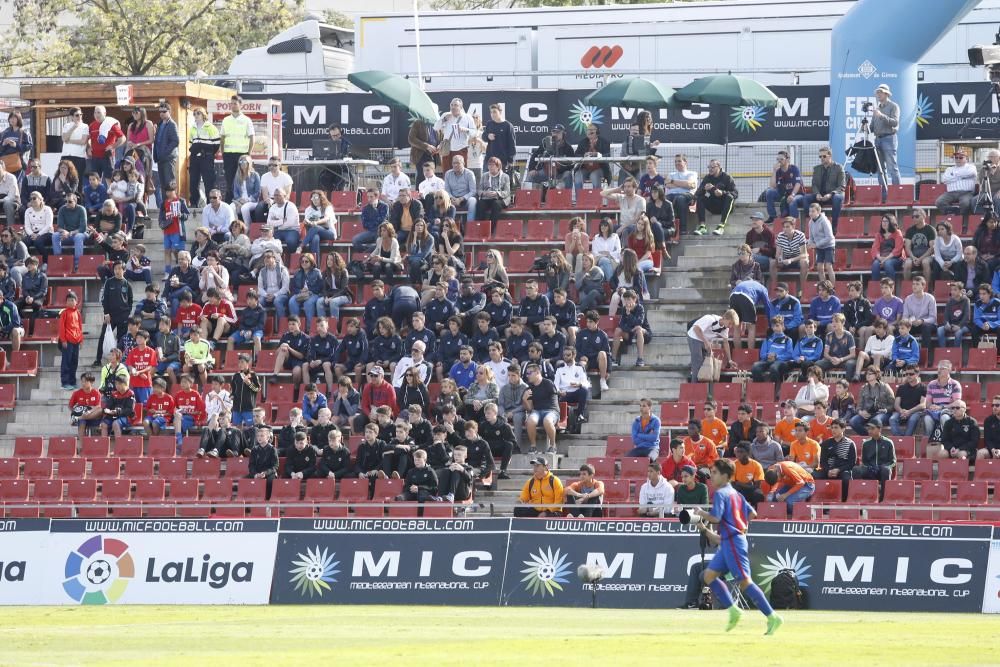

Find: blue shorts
132;387;151;405
229;329;264;345
81;418;102;429
102;416;130;431
284;357;304;370
708;534;751;581
815;247;834;264
178;414;196;434
145;415;168;431
156;360;181;374
529;409;559;425
163;233;185;252
232;411;255;428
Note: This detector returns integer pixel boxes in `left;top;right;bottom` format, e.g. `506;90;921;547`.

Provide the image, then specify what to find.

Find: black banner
270;517;509;605
255;81;999;152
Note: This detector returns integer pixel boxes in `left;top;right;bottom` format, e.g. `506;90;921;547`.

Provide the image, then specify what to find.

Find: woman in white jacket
591;217;622;281
933;220;963;281
22;191;54;263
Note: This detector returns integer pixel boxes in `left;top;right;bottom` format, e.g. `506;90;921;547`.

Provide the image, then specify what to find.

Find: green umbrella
673;74;779;107
348;70;438;123
583;77;679;109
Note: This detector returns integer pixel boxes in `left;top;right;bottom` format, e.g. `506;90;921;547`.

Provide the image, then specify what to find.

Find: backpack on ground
769;568;806;609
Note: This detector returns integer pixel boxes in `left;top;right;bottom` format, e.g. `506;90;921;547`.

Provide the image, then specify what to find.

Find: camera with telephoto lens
678;508;704;527
861;102;873;113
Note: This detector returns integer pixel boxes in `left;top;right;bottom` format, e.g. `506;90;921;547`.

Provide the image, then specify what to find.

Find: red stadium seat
511;188;541;210
846;480;879;504
46;255;74;278
576;188;603;210
852;185;881;206
114;436;144;458
305;478;336;502
544;189;572;210
756;502;788;520
122;457;154;480
191;457;221;479
281;502;314;518
224;457;250;478
22;458;52;480
827;507;860;520
619;457;648;481
338;478;370;502
0;384;16;410
134;479;166;501
917;183;946;207
507;251;535;273
967;347;998;371
894;436;915;460
918;481;952;504
974;458;1000;483
955;481;987;506
526;219;555;240
837;216;865;238
270;478;302;503
47;436;78;458
14;437;43;458
157;458;188;480
885;184;914;206
660;403;689;426
237;478;266;503
494;219;521;241
55;458;86;479
167;479;199;503
585;457;615;480
902;458;933;481
373;478;403;500
0;458;18;479
746;383;775;405
882;480;914;504
81;436;111;458
937;458;970;482
317;503;349;517
605;436;631;458
34;479;64;504
712;383;743;405
679;382;709;404
463;220;491;242
89;458;120;479
811;479;842;504
147;436;177;459
202;479;232;503
602;479;631;504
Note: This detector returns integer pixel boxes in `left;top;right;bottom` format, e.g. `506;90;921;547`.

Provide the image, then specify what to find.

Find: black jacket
952;258;991;295
105;389;136;420
479;418;516;450
695;171;738;199
318;445;352;478
528;136;574;175
355;440;384;475
843;297;874;330
229;371;261;413
985;414;1000;450
860;436;896;470
420;440;452;469
464;436;495;478
283;445;317;477
310;423;338;451
101;277;133;318
248;444;278;477
404;465;439;495
819;436;857;472
942;416;981;458
277;424;307;457
408;419;433;449
726;418;765;455
574;136;613;183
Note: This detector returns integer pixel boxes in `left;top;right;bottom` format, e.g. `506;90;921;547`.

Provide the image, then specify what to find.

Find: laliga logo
581;46;623;69
63;535;134;605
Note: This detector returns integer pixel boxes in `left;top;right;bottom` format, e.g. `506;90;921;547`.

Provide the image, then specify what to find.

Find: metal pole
413;0;424;90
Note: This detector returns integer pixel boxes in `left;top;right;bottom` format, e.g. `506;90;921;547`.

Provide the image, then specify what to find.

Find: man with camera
977;149;1000;213
871;83;900;200
935;150;977;214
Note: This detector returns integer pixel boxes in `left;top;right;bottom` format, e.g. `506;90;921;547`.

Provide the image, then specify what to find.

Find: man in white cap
871;83;900;199
935;150;978;214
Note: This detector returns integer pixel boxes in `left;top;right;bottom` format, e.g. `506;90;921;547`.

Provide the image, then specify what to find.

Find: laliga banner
0;519;278;605
828;0;979;182
270;517;509;605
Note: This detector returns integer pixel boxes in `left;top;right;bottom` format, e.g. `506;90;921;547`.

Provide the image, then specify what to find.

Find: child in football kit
694;458;783;636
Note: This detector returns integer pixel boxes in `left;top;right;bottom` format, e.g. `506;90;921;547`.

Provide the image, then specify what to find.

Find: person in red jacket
69;372;103;438
354;365;398;434
173;373;206;451
199;287;238;343
660;438;696;487
58;291;84;390
125;330;158;406
144;378;176;436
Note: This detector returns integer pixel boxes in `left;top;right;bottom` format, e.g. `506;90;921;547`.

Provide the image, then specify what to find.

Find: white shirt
62;121;89;158
639;478;675;509
24;206;54;236
485;359;511;389
419;175;446;197
667;169;698;195
203;202;235;235
942;163;977;193
392;356;430;388
864;334;895;357
592;233;622;263
267;200;299;231
260;171;294;200
381;172;411;202
688;314;729;344
434;112;476;152
304;204;337;238
554;363;591;392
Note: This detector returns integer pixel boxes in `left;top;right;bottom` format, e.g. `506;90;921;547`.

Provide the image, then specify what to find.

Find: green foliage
322;8;353;28
0;0;305;76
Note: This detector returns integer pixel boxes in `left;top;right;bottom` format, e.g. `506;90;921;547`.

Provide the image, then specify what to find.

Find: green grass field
0;606;997;666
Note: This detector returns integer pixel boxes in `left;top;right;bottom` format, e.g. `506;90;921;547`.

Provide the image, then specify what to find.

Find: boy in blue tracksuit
973;284;1000;349
751;315;794;382
807;279;841;338
336;317;368;381
517;280;550;334
435;317;467;377
612;290;650;367
770;282;804;343
575;311;612;391
890;319;920;371
424;284;457;335
627;398;661;460
506;318;535;364
792;319;824;375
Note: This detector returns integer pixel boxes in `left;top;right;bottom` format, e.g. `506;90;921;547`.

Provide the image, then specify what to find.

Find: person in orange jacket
58;291;84;390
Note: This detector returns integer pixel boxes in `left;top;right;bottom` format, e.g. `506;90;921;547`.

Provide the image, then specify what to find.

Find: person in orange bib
764;460;815;516
683;420;718;468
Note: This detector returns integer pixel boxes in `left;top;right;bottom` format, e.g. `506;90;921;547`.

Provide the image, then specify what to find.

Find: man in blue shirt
449;345;478;389
764;150;802;224
575;310;612;392
770;282;804;343
695;458;782;635
890;319;920;370
808;279;842;338
751;315;794;382
793;319;824;375
353;188;388;252
153;103;179;206
729;279;771;350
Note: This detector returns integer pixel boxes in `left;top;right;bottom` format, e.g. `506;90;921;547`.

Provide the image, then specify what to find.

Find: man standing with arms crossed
219;96;255;204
